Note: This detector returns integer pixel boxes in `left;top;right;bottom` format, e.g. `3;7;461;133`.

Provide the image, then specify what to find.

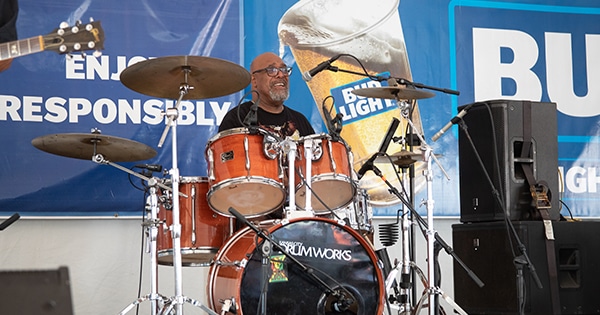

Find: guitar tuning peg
73;43;82;51
93;50;102;58
87;41;96;49
86;23;94;31
71;25;80;34
66;53;74;60
80;52;87;58
59;21;69;29
59;44;68;53
89;17;95;22
76;20;82;26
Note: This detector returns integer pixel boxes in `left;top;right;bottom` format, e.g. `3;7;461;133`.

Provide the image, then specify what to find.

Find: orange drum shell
295;136;355;213
157;177;233;266
206;129;285;217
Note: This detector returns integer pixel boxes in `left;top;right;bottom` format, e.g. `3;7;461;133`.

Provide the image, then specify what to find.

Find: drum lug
244;135;250;173
207;148;215;181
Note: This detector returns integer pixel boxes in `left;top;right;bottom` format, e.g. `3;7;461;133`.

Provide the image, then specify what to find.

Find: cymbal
352;87;435;100
120;55;251;100
375;150;423;167
32;133;157;162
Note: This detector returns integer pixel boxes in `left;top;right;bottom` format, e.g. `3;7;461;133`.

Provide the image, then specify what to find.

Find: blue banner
2;0;599;217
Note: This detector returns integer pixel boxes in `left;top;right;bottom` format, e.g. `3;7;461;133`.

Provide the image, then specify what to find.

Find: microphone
357;117;400;180
431;103;475;142
302;54;342;81
378;117;400;153
243;101;258;127
135;164;163;172
357;153;378;180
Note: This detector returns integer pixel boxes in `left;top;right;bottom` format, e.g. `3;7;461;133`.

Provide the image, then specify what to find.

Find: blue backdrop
1;0;599;217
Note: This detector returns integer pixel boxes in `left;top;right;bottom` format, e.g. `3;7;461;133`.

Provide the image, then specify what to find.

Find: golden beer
279;0;424;205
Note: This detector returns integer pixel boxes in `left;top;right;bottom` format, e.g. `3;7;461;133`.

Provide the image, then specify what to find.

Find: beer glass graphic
279;0;423;206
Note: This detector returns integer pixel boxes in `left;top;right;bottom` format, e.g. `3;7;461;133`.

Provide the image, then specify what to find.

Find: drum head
236;218;383;314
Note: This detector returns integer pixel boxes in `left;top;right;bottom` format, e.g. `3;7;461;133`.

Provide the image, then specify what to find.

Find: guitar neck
0;36;45;61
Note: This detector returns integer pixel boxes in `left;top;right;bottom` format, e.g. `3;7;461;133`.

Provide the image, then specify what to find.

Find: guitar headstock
43;20;105;56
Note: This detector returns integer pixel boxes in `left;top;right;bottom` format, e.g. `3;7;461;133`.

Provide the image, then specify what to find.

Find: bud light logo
329;73;398;124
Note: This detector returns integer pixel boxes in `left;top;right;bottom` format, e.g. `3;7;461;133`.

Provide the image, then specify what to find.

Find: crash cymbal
120;55;251;100
352;87;435;100
32;133;157;162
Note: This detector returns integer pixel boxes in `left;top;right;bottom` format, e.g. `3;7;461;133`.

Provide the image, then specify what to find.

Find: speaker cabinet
453;221;600;315
0;266;73;314
458;100;559;222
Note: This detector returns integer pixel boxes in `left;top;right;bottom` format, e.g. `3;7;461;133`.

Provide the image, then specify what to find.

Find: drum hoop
207;127;273;144
162;176;208;185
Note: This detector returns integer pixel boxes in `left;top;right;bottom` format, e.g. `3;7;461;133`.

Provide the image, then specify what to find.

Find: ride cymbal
352;86;435;100
32;133;157;162
120;55;251;100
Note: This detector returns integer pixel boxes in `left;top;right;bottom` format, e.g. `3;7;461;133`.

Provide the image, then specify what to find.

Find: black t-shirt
0;0;18;43
218;100;315;138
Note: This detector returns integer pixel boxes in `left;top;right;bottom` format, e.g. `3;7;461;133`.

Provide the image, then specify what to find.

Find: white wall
0;216;463;315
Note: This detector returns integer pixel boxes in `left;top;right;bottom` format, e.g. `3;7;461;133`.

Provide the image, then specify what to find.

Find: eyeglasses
252;66;293;77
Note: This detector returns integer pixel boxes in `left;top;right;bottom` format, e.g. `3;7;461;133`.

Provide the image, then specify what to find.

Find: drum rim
206;127;274;144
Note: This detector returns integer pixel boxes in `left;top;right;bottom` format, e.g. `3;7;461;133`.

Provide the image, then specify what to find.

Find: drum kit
31;55;471;315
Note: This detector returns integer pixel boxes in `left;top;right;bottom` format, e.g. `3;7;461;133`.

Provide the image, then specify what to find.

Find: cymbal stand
117;178;168;315
394;99;461;315
89;153;185;315
153;66;218;315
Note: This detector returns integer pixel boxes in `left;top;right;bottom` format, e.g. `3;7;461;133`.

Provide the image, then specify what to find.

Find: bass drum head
209;217;384;315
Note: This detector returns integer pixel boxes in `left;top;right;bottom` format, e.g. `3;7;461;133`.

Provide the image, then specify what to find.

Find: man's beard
270;88;289;102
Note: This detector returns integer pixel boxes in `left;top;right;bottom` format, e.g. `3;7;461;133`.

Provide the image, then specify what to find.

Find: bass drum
208;217;384;315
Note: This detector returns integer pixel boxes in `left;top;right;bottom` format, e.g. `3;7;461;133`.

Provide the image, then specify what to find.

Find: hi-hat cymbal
375;150;423;167
375;150;442;167
352;87;435;100
120;55;251;100
32;133;157;162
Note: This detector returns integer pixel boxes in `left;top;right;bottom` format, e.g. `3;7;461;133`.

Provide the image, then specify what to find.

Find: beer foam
278;0;403;63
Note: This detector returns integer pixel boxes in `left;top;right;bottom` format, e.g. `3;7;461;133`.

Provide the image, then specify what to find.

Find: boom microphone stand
456;115;543;315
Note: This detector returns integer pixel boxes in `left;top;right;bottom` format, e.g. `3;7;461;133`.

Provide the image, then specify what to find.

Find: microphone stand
0;213;20;231
324;65;460;95
457;118;543;315
227;207;355;312
364;162;478;315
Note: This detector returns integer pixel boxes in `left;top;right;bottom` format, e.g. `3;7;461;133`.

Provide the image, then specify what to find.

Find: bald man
218;52;315;138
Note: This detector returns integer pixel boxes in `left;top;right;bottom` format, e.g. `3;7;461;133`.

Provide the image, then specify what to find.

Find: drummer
218;52;315;138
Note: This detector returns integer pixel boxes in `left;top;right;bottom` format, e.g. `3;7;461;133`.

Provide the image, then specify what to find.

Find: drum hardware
118;55;250;315
360;97;476;315
222;208;381;315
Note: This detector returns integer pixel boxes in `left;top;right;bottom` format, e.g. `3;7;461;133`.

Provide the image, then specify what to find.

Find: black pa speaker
458;100;559;222
0;266;74;314
453;221;600;315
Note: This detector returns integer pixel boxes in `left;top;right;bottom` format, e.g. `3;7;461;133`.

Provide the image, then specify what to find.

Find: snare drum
317;189;374;241
295;134;355;213
206;128;285;218
157;177;233;266
208;217;385;315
